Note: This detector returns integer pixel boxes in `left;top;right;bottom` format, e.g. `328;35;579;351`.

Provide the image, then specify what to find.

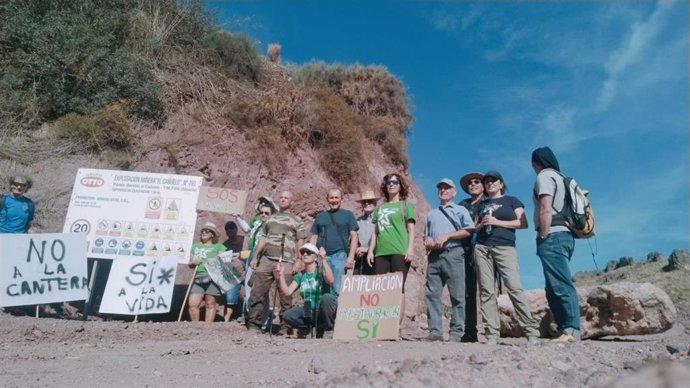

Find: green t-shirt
191;242;226;276
293;269;332;307
372;201;415;256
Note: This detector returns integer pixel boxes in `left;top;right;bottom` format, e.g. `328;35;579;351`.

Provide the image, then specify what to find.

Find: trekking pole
270;234;285;337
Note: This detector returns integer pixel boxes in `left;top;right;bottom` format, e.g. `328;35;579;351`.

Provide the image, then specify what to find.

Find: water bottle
486;208;493;235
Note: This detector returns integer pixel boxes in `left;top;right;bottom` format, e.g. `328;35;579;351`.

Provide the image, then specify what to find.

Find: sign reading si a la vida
333;273;403;341
0;233;88;307
62;168;202;263
196;187;247;215
99;255;178;315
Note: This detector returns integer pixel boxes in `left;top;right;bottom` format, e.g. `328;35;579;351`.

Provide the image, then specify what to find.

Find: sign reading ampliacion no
333;273;403;341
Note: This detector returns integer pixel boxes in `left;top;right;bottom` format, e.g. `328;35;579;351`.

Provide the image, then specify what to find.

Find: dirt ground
1;308;689;388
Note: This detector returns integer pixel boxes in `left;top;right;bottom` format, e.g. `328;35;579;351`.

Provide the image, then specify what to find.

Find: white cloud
595;0;678;111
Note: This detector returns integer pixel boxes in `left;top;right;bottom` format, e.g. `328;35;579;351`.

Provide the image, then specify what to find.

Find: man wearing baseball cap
423;178;475;341
1;175;36;233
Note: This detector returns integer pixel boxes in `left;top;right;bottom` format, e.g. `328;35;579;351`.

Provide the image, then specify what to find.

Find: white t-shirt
533;169;570;234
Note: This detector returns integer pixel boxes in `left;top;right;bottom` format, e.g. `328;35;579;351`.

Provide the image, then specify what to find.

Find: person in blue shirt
0;175;35;234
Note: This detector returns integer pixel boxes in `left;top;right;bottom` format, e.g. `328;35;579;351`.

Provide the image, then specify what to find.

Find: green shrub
201;30;261;81
53;102;133;151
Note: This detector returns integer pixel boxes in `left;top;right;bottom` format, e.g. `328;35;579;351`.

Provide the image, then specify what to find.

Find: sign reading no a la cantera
333;273;403;341
62;168;202;263
0;233;88;307
99;255;178;315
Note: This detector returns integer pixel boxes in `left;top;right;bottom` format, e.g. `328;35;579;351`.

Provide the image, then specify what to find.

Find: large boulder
667;249;690;271
498;282;676;339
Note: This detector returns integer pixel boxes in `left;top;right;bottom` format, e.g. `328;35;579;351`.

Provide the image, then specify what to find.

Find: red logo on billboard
80;175;105;187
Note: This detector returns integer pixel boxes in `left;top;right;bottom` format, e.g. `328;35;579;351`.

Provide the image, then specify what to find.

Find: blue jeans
537;231;580;336
327;250;347;296
425;246;466;337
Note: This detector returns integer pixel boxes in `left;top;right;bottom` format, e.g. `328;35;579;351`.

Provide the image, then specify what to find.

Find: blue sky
212;1;689;289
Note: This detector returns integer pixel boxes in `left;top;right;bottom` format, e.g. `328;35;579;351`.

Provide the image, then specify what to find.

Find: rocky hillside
0;1;432;318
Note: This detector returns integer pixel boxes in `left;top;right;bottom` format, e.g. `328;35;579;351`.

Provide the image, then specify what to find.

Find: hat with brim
436;178;455;189
356;189;379;202
254;196;278;213
299;243;319;256
201;222;220;238
459;172;483;195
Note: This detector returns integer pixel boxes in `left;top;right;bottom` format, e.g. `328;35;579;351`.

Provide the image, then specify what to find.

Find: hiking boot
527;335;539;344
448;334;464;343
460;334;478;343
424;333;444;342
296;328;310;339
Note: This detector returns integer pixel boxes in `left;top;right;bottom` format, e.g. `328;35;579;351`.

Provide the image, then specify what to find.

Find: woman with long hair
366;173;415;324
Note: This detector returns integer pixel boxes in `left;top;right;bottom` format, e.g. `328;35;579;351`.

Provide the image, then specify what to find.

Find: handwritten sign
98;256;178;315
62;168;202;263
333;273;403;340
196;187;247;215
0;233;88;307
205;252;245;293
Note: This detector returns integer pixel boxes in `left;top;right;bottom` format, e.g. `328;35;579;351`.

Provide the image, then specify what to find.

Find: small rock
308;357;325;374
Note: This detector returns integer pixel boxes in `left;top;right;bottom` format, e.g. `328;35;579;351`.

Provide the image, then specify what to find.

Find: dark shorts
374;254;410;292
190;277;222;297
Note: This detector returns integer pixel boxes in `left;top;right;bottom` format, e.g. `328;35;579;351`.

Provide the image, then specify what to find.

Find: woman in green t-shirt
275;243;336;338
188;222;226;322
366;173;416;323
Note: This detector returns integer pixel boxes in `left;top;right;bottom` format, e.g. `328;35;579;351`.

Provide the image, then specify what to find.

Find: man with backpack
531;146;581;342
1;175;35;234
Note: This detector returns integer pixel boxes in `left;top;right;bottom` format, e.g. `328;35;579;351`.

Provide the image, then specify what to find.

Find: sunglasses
468;179;482;185
200;229;213;234
362;200;376;206
11;182;26;188
259;211;271;215
385;179;400;186
300;250;316;255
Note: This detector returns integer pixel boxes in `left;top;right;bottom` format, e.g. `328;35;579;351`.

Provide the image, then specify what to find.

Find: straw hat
200;222;220;238
356;189;379;202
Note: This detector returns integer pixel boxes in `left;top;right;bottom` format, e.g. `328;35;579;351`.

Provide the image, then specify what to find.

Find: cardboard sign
62;168;202;263
98;255;178;315
196;187;247;215
205;252;245;293
0;233;88;307
333;273;403;340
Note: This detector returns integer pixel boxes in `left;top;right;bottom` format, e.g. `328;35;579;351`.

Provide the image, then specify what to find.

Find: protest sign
0;233;88;307
197;187;247;215
333;273;403;340
205;252;245;293
62;168;202;263
99;255;178;315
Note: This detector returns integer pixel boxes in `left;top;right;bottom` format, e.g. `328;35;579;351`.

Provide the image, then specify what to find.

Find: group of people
423;146;581;344
2;146;580;343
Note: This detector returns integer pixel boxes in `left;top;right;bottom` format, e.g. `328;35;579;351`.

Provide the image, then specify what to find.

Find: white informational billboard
62;168;202;263
99;255;178;315
0;233;89;307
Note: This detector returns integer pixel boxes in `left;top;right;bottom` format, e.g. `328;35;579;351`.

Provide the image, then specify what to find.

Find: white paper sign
0;233;89;307
62;168;202;263
98;255;178;315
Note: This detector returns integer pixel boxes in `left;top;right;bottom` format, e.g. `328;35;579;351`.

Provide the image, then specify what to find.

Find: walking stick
178;264;198;322
269;234;286;337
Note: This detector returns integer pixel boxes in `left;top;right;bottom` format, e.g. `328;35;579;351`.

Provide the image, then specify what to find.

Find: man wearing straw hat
354;189;379;275
0;175;36;234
